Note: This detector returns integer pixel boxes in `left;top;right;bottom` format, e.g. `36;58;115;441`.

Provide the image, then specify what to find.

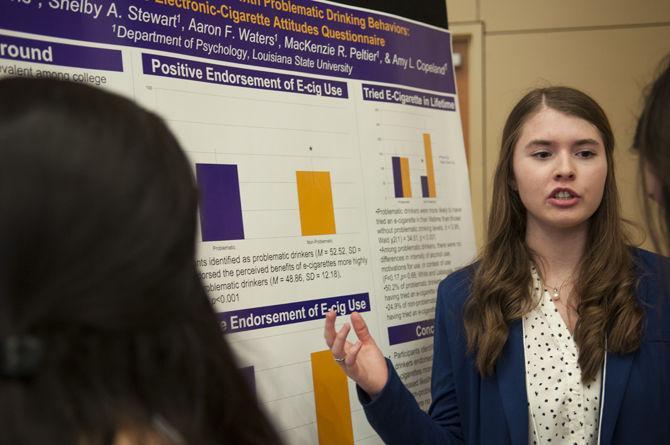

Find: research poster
0;1;476;443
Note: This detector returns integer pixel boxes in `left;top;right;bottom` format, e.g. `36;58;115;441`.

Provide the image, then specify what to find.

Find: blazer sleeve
357;273;467;444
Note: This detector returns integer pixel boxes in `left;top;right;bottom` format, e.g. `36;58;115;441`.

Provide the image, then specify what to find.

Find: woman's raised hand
324;310;389;397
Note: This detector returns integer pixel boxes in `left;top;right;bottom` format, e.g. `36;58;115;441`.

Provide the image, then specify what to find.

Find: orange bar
423;133;437;197
311;350;354;445
400;157;412;198
296;171;336;236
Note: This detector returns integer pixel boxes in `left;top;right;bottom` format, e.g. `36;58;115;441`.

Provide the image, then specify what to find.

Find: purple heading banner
218;292;370;333
0;0;455;93
0;33;122;72
388;318;435;345
143;52;347;97
361;84;455;111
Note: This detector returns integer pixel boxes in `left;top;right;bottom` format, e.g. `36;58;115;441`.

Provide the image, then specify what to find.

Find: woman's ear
509;176;518;191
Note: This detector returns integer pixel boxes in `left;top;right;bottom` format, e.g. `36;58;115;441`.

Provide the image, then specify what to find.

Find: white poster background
0;1;476;442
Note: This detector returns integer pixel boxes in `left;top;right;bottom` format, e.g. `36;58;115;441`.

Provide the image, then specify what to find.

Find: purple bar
218;293;370;334
195;163;244;242
362;84;456;112
0;34;122;71
142;53;348;99
388;319;435;345
392;156;403;198
240;366;256;396
421;176;429;198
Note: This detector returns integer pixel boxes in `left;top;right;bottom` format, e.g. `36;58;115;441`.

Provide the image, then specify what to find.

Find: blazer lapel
598;351;634;444
496;319;528;445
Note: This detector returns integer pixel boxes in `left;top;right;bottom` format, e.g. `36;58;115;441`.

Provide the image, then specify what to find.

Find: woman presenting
325;86;670;445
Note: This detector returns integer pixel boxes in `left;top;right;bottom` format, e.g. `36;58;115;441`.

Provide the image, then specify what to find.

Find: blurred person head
0;78;280;445
635;56;670;254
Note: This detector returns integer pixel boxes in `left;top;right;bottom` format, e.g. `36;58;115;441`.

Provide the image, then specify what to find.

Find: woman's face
511;106;608;233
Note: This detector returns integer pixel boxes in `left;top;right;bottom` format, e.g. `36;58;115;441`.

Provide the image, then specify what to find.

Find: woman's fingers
323;311;388;396
330;320;351;359
325;311;372;369
344;341;362;367
350;311;373;343
324;310;337;348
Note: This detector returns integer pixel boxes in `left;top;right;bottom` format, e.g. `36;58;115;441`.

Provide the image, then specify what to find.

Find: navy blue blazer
360;248;670;444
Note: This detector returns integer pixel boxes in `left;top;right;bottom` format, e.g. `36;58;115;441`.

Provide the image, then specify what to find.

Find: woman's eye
532;151;551;159
577;150;596;158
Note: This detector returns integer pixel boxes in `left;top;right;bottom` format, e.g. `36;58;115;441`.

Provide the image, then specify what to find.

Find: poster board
0;1;475;443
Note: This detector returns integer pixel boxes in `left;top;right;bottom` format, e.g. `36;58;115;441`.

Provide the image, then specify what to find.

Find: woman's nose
554;153;575;180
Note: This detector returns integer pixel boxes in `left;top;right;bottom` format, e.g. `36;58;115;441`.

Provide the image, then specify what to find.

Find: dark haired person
325;86;670;444
0;78;281;445
635;56;670;254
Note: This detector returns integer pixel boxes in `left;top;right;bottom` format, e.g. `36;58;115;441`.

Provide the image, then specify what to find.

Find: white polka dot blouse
522;266;602;445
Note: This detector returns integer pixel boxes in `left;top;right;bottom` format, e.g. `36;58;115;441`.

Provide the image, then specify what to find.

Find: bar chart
296;171;337;236
365;104;455;202
136;70;384;443
311;350;354;445
230;322;380;445
240;365;256;396
196;163;245;241
389;132;437;200
421;133;437;198
139;79;364;240
391;156;412;198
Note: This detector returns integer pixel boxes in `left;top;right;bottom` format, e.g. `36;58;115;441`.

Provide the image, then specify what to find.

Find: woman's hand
324;310;389;397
